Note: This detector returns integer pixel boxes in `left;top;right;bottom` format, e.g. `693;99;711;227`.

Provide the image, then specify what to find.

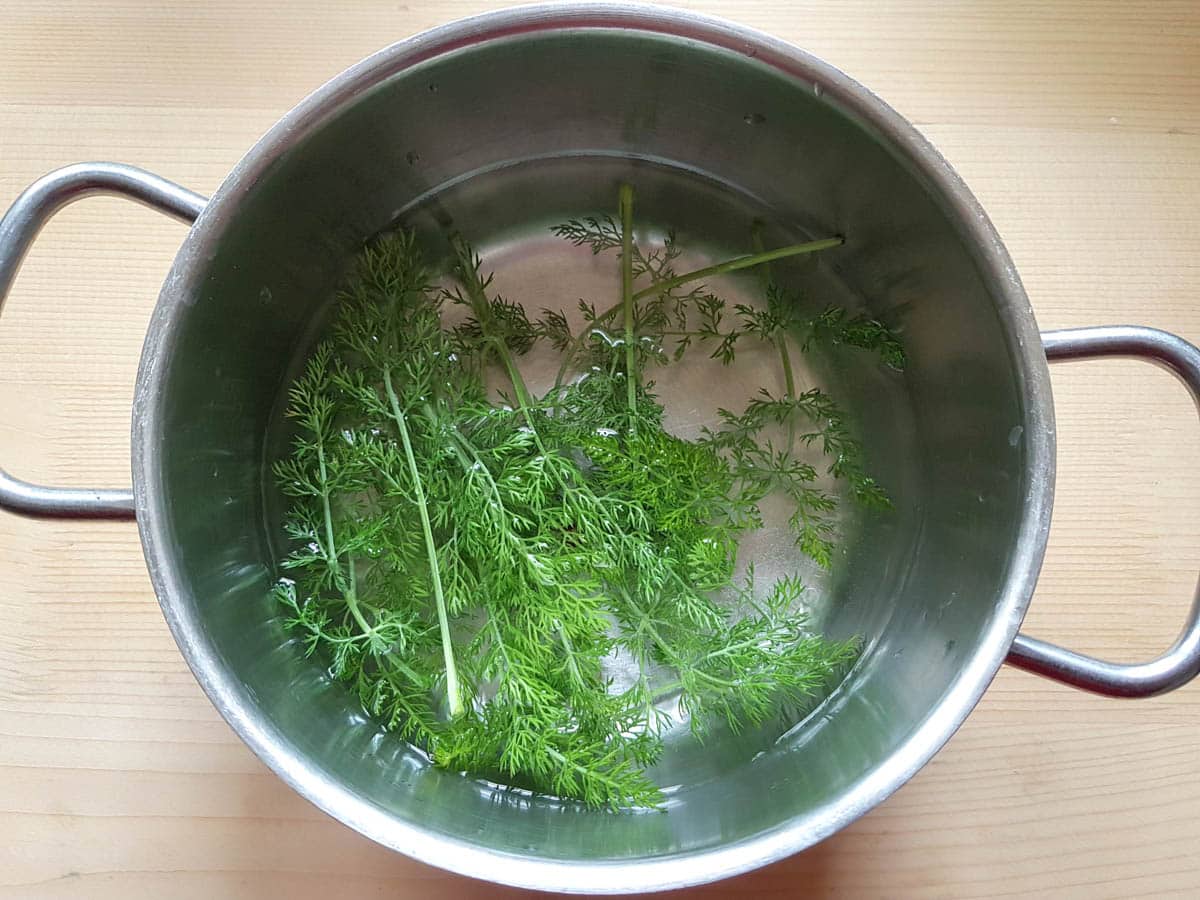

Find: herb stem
441;419;537;567
621;595;741;693
450;236;542;432
383;366;463;718
342;562;374;639
620;591;681;664
778;340;797;398
492;338;534;412
316;441;339;573
654;670;742;695
750;222;773;293
544;745;626;794
557;623;586;690
381;654;428;689
619;184;638;428
489;615;513;670
750;226;799;458
317;440;375;640
553;236;842;391
631;237;843;302
750;227;798;399
656;669;742;693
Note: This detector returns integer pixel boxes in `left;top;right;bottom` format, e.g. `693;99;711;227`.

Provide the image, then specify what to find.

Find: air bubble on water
590;328;622;347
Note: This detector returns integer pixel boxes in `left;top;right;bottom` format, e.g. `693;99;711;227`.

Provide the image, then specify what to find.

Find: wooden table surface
2;2;1198;897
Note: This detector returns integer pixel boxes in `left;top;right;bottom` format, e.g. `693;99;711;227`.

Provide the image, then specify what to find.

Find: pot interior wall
148;29;1032;867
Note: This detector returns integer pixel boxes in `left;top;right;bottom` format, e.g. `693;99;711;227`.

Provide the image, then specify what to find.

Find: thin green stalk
749;225;800;459
619;590;682;665
316;441;339;573
655;671;742;695
778;340;797;398
489;615;513;671
543;745;631;793
317;441;375;640
750;222;772;293
445;261;603;517
342;562;374;640
488;336;557;454
630;237;843;302
382;367;463;718
380;653;429;689
491;338;535;413
442;420;540;568
553;235;843;391
623;604;741;693
449;237;542;431
557;623;586;690
619;183;637;428
750;226;798;399
552;334;586;396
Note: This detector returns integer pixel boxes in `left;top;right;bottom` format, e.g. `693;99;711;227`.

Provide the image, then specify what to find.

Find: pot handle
0;162;207;519
1007;325;1200;697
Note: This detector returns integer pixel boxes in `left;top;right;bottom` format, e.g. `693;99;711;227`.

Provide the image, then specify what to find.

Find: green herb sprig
272;185;902;809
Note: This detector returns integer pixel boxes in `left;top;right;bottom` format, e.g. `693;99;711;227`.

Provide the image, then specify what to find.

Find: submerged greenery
272;185;903;809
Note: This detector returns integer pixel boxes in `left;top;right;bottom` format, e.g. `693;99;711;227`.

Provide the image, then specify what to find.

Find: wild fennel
273;185;902;809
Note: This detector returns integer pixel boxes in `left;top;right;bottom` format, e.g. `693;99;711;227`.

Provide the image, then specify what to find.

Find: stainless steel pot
2;4;1198;894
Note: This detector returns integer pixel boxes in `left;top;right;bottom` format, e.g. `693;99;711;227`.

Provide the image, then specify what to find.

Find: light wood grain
2;2;1198;897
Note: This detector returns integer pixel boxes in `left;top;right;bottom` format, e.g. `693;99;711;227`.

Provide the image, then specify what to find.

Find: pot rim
132;3;1056;893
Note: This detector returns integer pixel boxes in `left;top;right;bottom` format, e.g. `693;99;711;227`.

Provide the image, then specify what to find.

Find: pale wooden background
1;2;1198;897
